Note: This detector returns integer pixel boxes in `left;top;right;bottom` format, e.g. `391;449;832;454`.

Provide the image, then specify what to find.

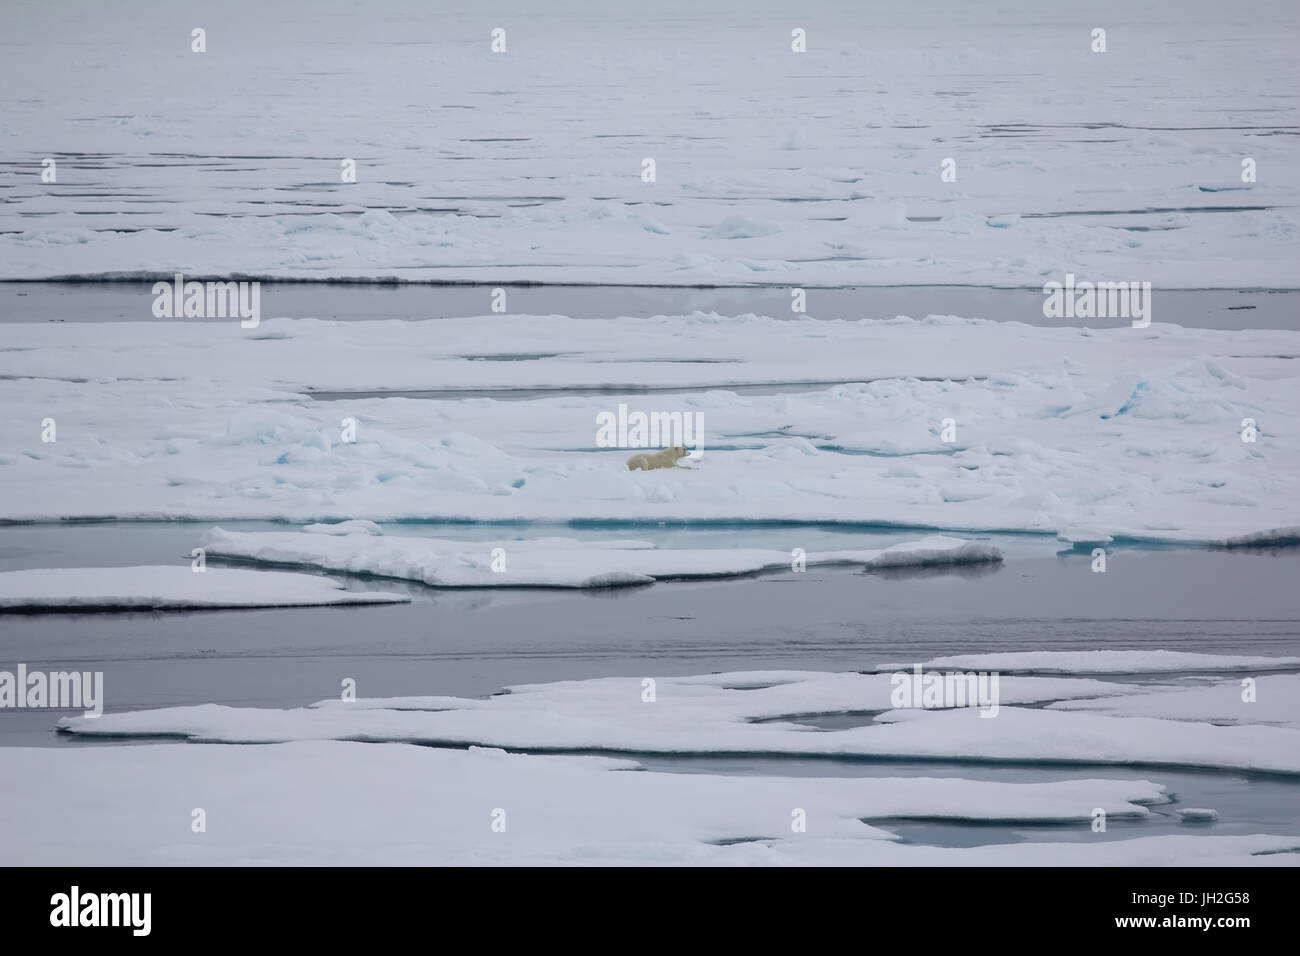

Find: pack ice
0;566;407;611
0;314;1296;545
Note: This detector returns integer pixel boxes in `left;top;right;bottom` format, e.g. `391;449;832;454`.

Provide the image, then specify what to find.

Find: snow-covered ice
0;566;407;610
0;0;1295;287
302;519;384;536
36;651;1300;864
5;739;1294;866
58;655;1300;775
197;527;999;588
1;314;1296;544
863;536;1004;569
3;0;1298;870
1049;675;1300;731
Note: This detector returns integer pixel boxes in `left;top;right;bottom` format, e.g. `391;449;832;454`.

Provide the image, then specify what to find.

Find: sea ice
7;739;1288;866
57;657;1300;774
0;566;407;611
197;527;1000;588
0;1;1294;287
1;314;1295;544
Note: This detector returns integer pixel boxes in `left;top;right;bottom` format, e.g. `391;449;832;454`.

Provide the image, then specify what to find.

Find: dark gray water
2;521;1298;748
2;282;1295;330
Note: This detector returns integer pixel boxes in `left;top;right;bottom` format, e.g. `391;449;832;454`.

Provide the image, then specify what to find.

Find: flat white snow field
9;739;1296;866
2;314;1296;545
0;0;1295;286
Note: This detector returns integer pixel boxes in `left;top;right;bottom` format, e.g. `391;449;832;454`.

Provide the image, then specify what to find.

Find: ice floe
302;519;384;536
1049;675;1300;731
1;313;1296;544
57;656;1300;774
7;739;1293;866
0;3;1295;287
0;566;407;611
197;527;1000;588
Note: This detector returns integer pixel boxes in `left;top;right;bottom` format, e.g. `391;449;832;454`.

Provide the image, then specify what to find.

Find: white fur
626;445;692;471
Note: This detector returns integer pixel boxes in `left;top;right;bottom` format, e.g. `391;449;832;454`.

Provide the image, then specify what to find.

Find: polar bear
626;445;693;471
